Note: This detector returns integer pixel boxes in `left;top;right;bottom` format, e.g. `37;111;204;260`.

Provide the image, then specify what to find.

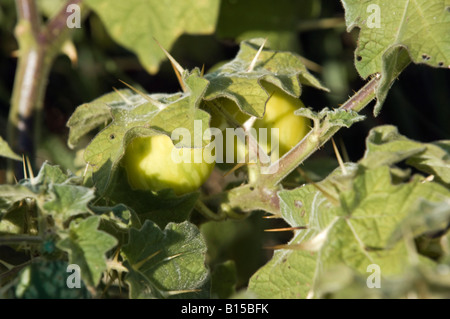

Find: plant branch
194;200;226;221
221;75;381;215
7;0;86;182
0;235;43;245
45;0;84;46
263;74;380;186
15;0;41;36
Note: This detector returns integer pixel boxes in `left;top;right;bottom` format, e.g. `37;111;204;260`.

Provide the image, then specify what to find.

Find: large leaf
250;126;450;298
122;220;209;299
84;0;220;74
341;0;450;114
66;89;134;149
390;199;450;244
248;165;450;298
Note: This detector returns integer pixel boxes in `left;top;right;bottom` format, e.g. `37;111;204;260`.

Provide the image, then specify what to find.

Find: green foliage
66;89;127;149
122;220;209;298
1;0;449;300
342;0;450;74
295;107;366;129
57;216;117;288
103;180;199;230
211;260;237;299
78;70;210;195
204;38;328;118
248;126;450;298
84;0;220;74
15;260;91;299
341;0;450;114
0;162;95;230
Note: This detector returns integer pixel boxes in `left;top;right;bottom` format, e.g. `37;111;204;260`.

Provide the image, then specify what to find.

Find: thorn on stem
22;155;28;180
22;155;34;183
113;87;132;105
153;37;186;92
262;214;281;219
263;243;301;250
134;250;161;270
118;80;164;108
200;64;205;77
264;226;307;232
296;167;339;205
165;289;201;296
331;138;347;175
247;38;267;73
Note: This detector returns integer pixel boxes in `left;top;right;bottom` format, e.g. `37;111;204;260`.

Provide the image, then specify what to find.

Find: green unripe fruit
122;134;215;195
254;85;311;156
210;84;311;162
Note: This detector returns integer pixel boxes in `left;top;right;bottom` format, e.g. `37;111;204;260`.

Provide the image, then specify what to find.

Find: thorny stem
7;0;85;182
195;200;226;221
0;259;39;281
219;75;381;216
263;75;380;186
0;235;43;245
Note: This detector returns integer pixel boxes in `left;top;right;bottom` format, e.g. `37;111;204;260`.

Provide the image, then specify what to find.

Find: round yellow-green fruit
210;84;311;162
122;134;215;195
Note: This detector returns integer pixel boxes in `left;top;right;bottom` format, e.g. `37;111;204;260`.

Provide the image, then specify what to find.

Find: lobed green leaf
57;216;118;288
341;0;450;115
122;220;209;299
249;126;450;298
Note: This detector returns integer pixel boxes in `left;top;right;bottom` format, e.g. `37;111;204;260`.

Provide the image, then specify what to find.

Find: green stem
263;75;380;186
0;235;43;245
194;200;226;221
222;76;381;215
7;0;85;182
226;183;282;215
0;259;36;281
